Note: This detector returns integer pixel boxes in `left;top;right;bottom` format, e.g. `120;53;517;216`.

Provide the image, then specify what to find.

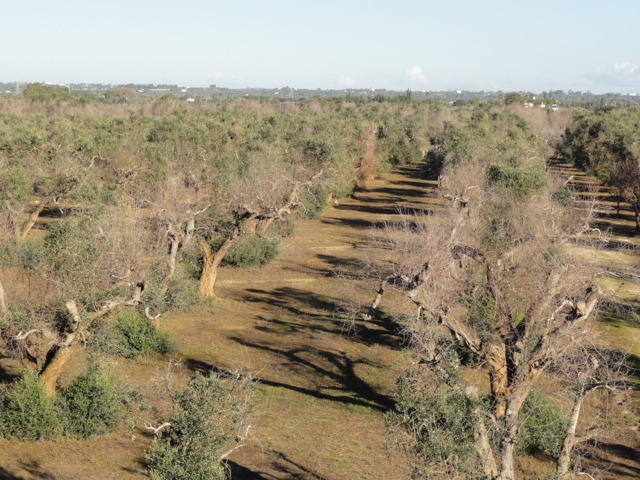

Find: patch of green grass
598;277;640;304
327;453;353;468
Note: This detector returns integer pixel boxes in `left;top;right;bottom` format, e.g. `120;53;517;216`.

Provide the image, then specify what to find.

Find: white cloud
613;61;638;74
406;66;426;83
586;61;640;92
337;75;355;87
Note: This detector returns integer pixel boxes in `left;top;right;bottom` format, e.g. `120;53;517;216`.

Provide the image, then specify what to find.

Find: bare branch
145;422;172;434
15;329;40;341
219;424;252;461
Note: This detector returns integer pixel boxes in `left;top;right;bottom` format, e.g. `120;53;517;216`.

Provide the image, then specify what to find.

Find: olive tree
1;210;152;396
369;119;601;479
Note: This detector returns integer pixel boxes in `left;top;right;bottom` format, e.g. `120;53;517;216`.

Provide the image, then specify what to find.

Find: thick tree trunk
198;233;240;298
167;236;180;279
557;391;586;475
474;408;498;477
39;344;78;396
19;201;47;240
199;256;221;298
487;342;508;418
498;387;530;480
38;300;81;396
197;216;259;298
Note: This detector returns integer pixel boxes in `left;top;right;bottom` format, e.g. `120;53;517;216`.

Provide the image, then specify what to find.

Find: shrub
0;373;62;440
222;235;280;267
486;162;547;196
146;372;254;480
387;369;490;478
552;185;574;207
517;389;569;457
91;310;172;358
58;363;123;439
116;310;171;356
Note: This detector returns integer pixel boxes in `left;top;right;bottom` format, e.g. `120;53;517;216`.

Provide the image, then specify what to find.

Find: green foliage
0;366;127;442
115;310;172;357
388;369;490;478
486;162;547;196
44;217;98;279
222;235;280;267
90;310;172;358
504;92;527;105
517;389;569;457
146;372;254;480
58;363;123;439
0;238;44;271
434;109;546;172
560;108;640;182
22;83;70;102
467;291;495;340
0;373;63;440
552;185;575;207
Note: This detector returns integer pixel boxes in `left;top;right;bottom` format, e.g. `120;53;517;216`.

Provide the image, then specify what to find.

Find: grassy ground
0;163;638;479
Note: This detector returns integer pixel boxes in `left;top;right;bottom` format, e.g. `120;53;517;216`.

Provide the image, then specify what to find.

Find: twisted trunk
198;232;240;298
557;390;585;475
487;342;508;418
498;386;530;480
39;344;79;396
38;301;81;396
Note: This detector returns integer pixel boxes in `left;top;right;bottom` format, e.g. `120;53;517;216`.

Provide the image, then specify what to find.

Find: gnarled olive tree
371;117;602;479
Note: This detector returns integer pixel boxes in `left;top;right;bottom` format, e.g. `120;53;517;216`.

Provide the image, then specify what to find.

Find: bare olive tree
369;158;602;479
1;211;151;396
553;345;630;476
195;154;322;299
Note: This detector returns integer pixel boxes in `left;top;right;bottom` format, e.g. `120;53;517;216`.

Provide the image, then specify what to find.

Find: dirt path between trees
168;165;439;480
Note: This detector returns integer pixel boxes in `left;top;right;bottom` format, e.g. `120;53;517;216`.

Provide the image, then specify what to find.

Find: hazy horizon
2;0;639;94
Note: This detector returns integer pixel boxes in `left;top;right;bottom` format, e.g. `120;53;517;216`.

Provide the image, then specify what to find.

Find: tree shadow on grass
227;451;330;480
226;461;271;480
590;220;638;238
186;337;393;412
240;286;404;349
335;202;433;217
242;287;338;321
320;216;388;230
579;441;640;478
0;461;57;480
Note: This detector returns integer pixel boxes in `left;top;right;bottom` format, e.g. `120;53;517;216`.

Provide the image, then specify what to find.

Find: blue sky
1;0;639;92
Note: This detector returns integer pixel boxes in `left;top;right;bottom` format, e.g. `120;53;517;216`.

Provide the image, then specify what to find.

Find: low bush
552;185;575;207
0;365;126;441
222;235;280;267
0;373;62;440
517;389;569;457
90;310;172;359
58;363;123;439
146;372;254;480
387;368;490;478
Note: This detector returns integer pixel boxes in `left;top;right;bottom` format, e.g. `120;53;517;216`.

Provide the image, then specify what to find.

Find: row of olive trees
0;100;434;479
368;108;628;479
560;107;640;231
